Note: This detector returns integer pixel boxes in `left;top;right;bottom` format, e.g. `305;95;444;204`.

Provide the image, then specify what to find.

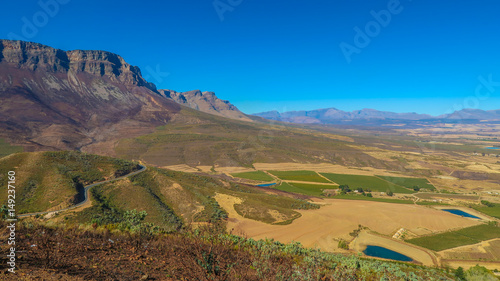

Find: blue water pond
256;183;277;187
442;209;480;219
363;245;413;262
486;147;500;150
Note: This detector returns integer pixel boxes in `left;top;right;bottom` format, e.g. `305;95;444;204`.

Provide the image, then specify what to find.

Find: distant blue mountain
253;108;500;124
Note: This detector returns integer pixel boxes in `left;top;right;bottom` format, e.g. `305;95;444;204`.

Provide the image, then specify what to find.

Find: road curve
18;165;147;218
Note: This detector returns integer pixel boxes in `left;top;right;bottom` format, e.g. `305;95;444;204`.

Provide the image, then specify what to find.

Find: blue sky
1;0;500;115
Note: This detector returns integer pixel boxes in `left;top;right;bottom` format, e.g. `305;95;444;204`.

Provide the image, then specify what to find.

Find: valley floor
217;197;481;255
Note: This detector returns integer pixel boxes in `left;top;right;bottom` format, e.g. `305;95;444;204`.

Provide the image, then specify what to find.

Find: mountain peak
0;39;156;91
0;39;179;152
158;89;251;121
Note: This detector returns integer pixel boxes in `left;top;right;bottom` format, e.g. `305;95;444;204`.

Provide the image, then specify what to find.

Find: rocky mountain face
0;40;180;153
254;108;434;124
158;89;251;122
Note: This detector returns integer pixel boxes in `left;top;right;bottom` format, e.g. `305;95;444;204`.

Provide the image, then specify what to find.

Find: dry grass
252;163;397;176
218;198;480;253
162;164;200;172
428;177;500;192
439;238;500;261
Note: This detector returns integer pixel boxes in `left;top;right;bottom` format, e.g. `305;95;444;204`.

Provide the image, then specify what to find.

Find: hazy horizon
239;97;500;116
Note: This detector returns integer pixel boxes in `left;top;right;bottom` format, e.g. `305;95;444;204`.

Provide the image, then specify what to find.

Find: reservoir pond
442;209;480;219
256;183;277;187
363;245;413;262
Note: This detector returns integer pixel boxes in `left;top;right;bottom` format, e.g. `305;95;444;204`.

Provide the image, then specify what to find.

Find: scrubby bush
481;200;495;207
338;239;349;250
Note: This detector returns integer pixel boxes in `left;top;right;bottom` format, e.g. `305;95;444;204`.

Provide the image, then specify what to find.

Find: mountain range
253;108;500;124
0;39;248;155
2;39;500;168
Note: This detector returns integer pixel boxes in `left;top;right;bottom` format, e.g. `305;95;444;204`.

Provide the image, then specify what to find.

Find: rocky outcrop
0;40;156;91
159;89;251;122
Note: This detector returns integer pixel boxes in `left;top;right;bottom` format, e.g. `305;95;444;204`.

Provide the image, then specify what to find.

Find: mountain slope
0;151;140;213
1;219;458;280
0;40;414;171
159;89;252;121
0;39;180;153
0;151;318;229
114;106;405;170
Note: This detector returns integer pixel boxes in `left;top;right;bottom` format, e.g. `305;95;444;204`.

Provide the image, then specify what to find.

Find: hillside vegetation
0;220;461;280
0;138;23;158
0;151;140;213
0;152;318;230
70;166;319;230
1;153;498;280
115;108;403;169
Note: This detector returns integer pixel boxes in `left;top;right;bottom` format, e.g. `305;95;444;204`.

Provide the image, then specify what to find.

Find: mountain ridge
158;89;251;121
0;39;180;153
253;107;500;124
0;39;253;154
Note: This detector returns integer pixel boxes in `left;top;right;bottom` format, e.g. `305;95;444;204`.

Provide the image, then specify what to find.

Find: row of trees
338;185;374;197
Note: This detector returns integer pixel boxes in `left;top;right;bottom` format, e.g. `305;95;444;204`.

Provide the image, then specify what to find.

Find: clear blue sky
1;0;500;115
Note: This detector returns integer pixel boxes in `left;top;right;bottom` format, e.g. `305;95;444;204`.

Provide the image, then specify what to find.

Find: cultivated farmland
320;173;415;194
333;194;414;204
273;182;337;197
440;238;500;261
231;171;275;182
473;205;500;219
268;170;331;183
377;175;436;191
407;224;500;251
220;198;480;253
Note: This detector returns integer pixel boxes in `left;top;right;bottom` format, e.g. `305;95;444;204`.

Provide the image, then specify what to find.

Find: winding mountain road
18;165;147;218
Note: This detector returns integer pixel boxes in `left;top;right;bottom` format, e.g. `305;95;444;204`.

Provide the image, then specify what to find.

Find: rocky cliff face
0;40;156;91
0;40;179;153
159;89;251;122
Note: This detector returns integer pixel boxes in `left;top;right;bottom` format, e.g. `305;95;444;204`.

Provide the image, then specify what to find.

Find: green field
320;173;415;194
273;182;337;197
333;194;414;204
231;171;275;182
407;224;500;251
268;170;331;183
472;205;500;219
377;176;436;191
416;201;449;206
291;182;338;190
0;138;23;158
